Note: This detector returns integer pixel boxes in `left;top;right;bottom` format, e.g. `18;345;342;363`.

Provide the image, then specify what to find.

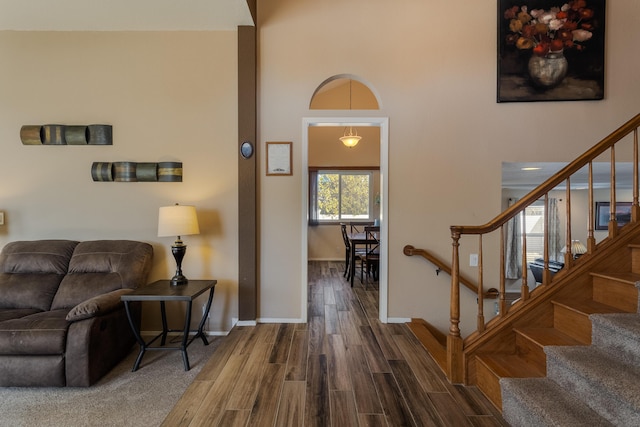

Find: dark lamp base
170;275;188;286
170;242;189;286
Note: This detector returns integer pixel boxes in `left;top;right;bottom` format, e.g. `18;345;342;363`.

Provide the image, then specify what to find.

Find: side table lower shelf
121;279;217;371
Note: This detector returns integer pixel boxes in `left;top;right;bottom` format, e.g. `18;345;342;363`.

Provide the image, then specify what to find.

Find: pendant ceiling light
340;127;361;147
340;79;362;148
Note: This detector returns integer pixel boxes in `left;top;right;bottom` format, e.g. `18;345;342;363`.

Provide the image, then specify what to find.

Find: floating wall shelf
21;124;112;145
91;161;182;182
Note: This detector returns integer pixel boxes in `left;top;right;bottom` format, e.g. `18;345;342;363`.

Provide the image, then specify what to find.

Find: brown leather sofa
0;239;153;386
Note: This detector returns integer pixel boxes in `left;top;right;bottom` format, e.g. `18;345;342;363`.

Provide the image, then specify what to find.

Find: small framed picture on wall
266;142;292;176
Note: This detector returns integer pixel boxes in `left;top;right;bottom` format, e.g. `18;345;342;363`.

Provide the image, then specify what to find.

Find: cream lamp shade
560;240;587;254
158;205;200;238
561;239;587;259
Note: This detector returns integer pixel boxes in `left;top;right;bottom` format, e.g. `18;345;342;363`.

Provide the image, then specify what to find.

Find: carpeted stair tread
591;313;640;366
500;377;613;427
545;345;640;425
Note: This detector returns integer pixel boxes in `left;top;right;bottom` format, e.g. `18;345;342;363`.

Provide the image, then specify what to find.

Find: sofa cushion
51;240;153;310
66;288;132;322
0;240;79;311
0;308;41;322
0;310;69;355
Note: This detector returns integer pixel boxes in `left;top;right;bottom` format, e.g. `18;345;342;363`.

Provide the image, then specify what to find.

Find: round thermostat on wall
240;141;254;159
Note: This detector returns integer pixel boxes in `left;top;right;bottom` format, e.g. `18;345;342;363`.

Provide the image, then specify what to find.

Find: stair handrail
446;112;640;384
403;245;498;299
451;113;640;237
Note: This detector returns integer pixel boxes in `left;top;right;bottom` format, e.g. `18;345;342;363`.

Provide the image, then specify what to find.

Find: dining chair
340;223;366;282
348;221;374;234
362;225;380;287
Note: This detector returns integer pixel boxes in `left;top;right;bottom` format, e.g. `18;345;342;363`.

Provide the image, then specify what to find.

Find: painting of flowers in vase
498;0;605;102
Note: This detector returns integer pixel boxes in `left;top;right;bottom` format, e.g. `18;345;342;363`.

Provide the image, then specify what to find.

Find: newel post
448;228;464;383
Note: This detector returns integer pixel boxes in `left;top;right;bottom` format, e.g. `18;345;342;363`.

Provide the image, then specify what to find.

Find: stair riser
592;276;638;312
515;334;546;371
553;304;592;344
631;246;640;274
475;358;502;410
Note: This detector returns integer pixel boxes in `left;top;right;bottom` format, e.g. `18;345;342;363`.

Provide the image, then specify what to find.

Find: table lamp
561;239;587;259
158;204;200;285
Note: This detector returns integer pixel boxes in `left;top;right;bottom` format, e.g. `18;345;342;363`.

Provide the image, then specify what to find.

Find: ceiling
0;0;254;31
502;162;635;190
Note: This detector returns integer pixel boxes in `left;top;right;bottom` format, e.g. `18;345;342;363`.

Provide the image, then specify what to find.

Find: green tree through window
315;171;371;221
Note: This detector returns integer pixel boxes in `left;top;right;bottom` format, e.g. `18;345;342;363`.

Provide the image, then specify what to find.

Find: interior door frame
301;117;389;322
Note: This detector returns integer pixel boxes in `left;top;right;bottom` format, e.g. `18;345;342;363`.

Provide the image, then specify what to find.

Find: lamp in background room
339;79;362;148
340;127;361;147
561;239;587;259
158;203;200;285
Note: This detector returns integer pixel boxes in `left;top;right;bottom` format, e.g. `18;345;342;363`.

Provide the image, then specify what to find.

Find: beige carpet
0;336;220;427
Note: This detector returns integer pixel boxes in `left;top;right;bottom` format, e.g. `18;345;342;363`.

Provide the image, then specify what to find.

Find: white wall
258;0;640;333
0;31;239;333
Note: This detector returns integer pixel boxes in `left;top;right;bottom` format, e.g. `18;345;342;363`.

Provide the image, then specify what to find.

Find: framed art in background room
595;201;632;230
497;0;606;102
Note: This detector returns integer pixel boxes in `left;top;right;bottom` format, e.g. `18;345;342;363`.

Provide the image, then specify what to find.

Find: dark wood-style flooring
163;261;508;426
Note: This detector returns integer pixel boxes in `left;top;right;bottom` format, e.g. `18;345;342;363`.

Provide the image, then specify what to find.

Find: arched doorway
302;75;389;322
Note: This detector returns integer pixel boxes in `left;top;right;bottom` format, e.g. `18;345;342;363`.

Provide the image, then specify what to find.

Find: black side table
121;279;217;371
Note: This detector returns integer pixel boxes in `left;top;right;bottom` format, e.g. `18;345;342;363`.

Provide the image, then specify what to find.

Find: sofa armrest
66;289;133;322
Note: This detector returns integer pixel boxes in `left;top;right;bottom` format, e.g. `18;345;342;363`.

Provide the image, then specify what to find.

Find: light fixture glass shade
158;205;200;237
340;127;361;147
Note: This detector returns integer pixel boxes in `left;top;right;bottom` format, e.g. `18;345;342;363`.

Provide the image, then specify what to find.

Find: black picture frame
595;202;632;230
497;0;606;102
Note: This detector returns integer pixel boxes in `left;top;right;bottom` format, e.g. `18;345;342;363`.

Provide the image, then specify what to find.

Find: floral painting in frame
497;0;606;102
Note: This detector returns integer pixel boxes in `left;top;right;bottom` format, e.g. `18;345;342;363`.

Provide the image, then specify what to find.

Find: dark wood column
238;22;257;321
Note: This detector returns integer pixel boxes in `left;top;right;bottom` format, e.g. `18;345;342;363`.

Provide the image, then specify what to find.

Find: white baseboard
235;320;257;326
386;317;412;323
257;317;306;323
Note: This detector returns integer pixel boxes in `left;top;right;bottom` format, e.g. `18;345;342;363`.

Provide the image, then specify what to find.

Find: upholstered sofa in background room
529;258;565;284
0;239;153;386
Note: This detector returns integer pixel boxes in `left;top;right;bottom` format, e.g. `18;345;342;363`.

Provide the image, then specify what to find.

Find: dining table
348;230;379;287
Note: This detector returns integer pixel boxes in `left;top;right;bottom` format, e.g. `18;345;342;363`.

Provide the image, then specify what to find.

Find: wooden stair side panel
515;327;585;367
552;301;594;344
629;243;640;274
552;299;625;343
475;353;546;411
406;318;447;373
591;272;640;313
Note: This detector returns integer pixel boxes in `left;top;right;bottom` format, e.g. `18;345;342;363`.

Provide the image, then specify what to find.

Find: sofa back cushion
0;240;79;311
51;240;153;310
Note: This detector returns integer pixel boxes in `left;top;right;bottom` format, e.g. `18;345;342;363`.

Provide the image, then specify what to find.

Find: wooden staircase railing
403;245;498;299
443;113;640;384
